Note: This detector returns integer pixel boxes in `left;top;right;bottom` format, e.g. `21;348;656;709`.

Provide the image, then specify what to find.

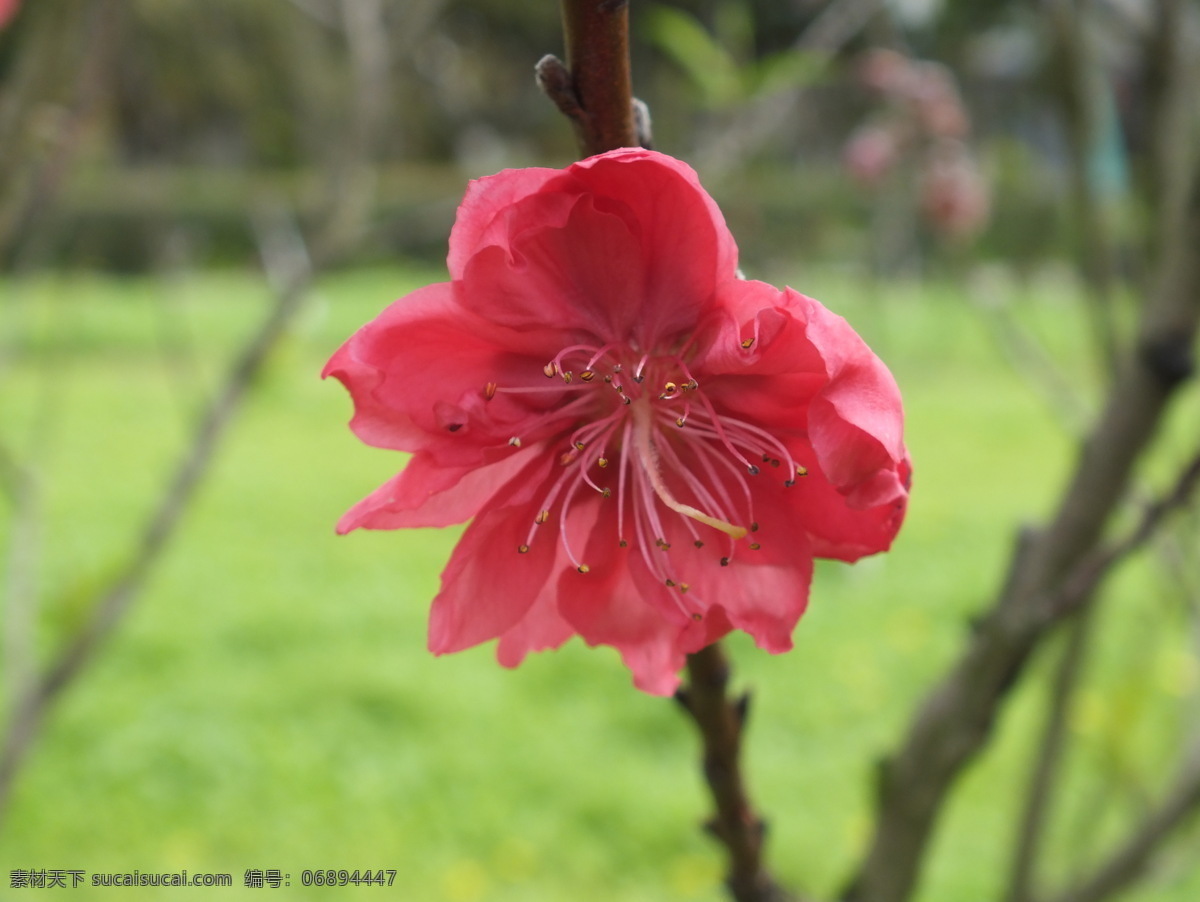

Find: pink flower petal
337;444;544;533
428;457;559;654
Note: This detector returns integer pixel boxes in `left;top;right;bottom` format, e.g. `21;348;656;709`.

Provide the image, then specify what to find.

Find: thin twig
0;0;388;827
1043;0;1120;375
1046;448;1200;624
1005;612;1095;902
552;0;638;155
1040;742;1200;902
972;285;1091;435
677;645;798;902
1;442;38;713
697;0;881;174
0;207;317;825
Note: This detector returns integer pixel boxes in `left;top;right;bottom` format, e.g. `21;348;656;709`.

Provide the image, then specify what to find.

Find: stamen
631;403;748;540
508;437;521;447
484;382;497;400
543;362;558;378
741;337;755;349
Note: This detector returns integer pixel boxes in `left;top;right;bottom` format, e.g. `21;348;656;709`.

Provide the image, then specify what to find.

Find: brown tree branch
549;0;638;156
677;645;798;902
841;146;1200;902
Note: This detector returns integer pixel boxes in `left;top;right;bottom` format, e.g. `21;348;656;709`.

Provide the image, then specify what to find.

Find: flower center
485;339;806;611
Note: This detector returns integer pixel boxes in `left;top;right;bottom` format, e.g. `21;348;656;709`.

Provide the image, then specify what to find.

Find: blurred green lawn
1;266;1197;901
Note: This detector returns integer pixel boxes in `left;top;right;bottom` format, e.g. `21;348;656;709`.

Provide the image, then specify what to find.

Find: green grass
1;265;1197;901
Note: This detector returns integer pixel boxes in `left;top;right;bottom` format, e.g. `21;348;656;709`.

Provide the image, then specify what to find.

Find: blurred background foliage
0;0;1162;275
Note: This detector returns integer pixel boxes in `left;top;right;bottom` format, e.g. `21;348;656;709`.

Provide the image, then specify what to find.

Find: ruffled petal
324;282;576;465
694;283;908;510
556;502;697;695
494;584;576;668
450;150;740;348
427;456;559;654
447;165;563;279
337;444;543;533
569;150;740;347
799;292;907;507
644;475;814;653
791;453;911;561
457;192;646;342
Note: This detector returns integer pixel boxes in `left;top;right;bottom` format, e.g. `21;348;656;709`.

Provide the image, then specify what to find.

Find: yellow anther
508;436;522;447
741;337;755;349
597;457;609;468
580;371;596;382
518;544;530;554
535;510;549;525
543;362;558;378
484;381;497;400
577;564;590;574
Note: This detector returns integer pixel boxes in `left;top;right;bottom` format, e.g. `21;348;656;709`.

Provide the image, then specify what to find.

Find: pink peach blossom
843;124;903;187
325;149;910;694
